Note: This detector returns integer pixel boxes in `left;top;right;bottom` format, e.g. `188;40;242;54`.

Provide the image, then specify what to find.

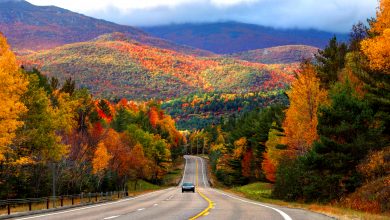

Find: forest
189;2;390;213
0;0;389;216
162;91;288;130
0;35;184;198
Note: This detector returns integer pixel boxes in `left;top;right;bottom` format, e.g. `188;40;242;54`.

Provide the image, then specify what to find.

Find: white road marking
199;157;207;187
103;215;119;219
212;189;293;220
180;156;188;186
15;188;175;220
137;208;145;211
153;203;158;206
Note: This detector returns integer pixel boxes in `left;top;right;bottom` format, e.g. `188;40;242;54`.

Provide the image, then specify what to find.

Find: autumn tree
299;82;385;202
0;34;28;161
262;123;285;182
283;62;327;156
92;142;112;189
128;144;151;190
16;73;72;162
361;0;390;73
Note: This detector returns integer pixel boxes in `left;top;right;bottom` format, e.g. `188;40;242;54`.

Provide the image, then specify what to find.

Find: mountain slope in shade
141;22;348;54
0;0;212;56
228;45;319;64
21;33;296;100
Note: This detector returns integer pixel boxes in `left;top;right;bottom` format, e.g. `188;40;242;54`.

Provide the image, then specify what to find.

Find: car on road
182;182;195;193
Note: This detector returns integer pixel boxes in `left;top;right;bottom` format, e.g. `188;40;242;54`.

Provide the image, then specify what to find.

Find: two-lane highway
13;156;333;220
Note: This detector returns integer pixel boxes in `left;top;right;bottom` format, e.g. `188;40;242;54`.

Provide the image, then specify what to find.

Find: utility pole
196;137;199;155
190;139;192;155
203;137;206;155
52;163;56;208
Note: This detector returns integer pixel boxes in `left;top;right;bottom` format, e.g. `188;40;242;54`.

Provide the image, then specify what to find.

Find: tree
60;77;75;95
315;36;348;88
349;22;369;52
262;123;285;182
361;0;390;73
299;82;384;202
283;62;327;156
128;144;151;190
92;142;112;189
16;74;70;162
0;34;28;161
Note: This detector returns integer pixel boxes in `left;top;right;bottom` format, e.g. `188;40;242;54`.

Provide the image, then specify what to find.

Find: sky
27;0;378;33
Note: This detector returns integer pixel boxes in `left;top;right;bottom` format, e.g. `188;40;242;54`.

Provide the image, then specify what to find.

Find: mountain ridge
0;0;213;56
228;45;319;64
141;22;348;54
20;32;296;100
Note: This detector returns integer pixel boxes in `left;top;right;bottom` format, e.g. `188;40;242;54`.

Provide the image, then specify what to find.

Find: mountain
228;45;319;64
0;0;212;56
20;33;296;100
141;22;349;54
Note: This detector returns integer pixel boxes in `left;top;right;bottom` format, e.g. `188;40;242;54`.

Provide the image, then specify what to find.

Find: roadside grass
0;193;124;216
126;179;161;194
1;159;185;217
162;157;185;186
227;182;390;220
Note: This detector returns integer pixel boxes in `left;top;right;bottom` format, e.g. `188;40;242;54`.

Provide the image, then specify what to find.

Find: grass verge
225;182;390;220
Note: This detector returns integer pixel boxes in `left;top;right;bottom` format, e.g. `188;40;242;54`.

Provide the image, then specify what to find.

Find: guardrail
0;191;127;216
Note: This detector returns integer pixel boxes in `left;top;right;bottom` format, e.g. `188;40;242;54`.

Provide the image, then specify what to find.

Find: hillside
21;32;296;100
0;0;212;56
141;22;348;54
228;45;319;64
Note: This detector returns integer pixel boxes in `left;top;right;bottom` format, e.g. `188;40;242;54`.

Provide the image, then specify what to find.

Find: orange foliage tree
0;34;28;161
283;62;327;156
361;0;390;73
92;142;112;188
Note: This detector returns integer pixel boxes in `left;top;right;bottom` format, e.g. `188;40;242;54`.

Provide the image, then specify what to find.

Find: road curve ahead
13;156;333;220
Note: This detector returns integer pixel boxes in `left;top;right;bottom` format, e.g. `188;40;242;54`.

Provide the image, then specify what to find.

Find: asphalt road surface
13;156;334;220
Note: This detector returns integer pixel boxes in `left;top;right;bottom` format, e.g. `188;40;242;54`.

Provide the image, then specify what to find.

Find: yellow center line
189;158;214;220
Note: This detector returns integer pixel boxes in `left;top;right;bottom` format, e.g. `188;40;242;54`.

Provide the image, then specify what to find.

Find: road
13;156;334;220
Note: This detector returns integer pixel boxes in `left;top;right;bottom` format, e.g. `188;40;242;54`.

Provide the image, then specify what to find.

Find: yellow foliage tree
233;137;247;158
92;142;112;188
361;0;390;73
0;34;28;161
92;142;112;175
262;123;285;182
283;62;327;156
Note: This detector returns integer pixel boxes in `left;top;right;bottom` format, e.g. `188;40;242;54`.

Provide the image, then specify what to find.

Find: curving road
13;156;333;220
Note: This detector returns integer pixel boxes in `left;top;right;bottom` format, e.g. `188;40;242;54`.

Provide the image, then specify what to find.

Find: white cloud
27;0;378;32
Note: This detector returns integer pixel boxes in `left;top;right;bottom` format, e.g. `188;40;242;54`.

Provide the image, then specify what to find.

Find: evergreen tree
60;77;75;95
315;36;348;89
300;82;384;202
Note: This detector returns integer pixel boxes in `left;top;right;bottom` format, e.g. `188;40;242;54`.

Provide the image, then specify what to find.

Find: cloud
28;0;378;33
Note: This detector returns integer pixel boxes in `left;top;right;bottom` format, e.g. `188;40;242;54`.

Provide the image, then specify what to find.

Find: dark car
182;182;195;193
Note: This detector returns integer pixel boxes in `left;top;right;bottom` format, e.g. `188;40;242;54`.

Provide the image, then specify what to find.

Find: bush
272;157;304;201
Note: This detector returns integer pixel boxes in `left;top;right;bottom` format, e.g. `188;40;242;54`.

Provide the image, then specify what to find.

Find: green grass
232;182;273;201
126;180;161;193
162;168;182;186
226;182;390;220
162;158;185;186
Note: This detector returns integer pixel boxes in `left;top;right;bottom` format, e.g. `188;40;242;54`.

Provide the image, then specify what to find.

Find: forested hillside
0;0;212;56
21;32;296;100
0;34;185;198
162;91;288;130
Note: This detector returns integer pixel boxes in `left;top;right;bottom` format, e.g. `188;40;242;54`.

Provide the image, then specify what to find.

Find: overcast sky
27;0;378;33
